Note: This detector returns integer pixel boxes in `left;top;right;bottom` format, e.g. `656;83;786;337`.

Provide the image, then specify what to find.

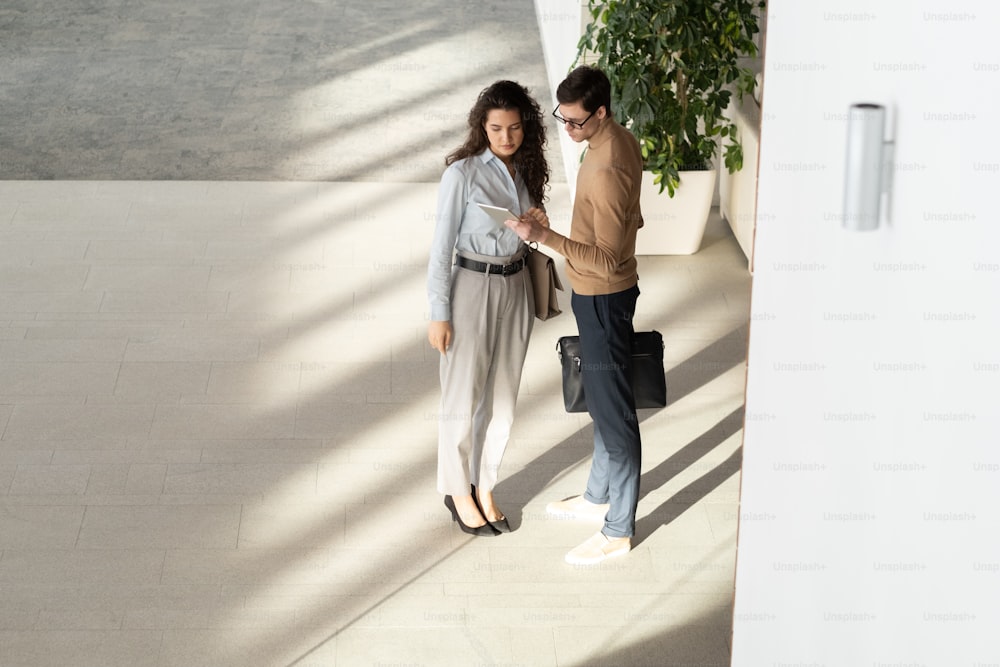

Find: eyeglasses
552;107;594;129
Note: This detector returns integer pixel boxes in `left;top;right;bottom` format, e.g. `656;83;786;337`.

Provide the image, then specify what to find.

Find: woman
427;80;549;536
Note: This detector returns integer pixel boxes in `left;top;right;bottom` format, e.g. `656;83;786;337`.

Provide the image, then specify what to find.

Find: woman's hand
428;320;453;354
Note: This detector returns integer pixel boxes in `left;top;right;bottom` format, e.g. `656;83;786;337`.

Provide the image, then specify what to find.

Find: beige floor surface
0;179;750;666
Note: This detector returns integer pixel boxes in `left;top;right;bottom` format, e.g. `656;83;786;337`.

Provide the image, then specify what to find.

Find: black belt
456;255;525;276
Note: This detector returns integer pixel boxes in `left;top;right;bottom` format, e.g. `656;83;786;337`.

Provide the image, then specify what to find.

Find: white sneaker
545;495;609;521
565;531;631;565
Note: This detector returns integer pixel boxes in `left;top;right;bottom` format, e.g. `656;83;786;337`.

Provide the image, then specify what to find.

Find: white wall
733;2;1000;665
533;0;587;204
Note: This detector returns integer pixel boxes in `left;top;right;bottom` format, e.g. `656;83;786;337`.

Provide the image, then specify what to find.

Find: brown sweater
545;118;643;295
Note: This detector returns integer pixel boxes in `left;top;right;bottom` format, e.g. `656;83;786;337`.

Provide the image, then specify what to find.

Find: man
505;65;644;565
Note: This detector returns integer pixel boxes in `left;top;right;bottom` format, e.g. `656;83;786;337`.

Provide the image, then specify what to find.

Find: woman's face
483;108;524;163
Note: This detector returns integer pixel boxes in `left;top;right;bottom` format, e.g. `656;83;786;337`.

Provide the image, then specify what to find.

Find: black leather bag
556;330;667;413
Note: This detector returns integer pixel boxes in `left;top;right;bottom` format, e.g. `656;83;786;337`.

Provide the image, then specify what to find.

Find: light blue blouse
427;149;531;321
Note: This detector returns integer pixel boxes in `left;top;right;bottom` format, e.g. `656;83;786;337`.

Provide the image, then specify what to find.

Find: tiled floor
0;179;750;666
2;0;752;663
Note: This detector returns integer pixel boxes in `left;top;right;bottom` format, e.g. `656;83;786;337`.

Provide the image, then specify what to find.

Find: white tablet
477;203;519;227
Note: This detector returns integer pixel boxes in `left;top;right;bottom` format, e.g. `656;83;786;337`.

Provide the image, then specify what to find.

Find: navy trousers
572;285;641;538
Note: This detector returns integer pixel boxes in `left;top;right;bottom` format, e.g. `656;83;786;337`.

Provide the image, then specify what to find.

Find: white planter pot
636;169;717;255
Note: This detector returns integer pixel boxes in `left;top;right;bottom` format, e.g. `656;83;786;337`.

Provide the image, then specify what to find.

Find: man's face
555;101;604;143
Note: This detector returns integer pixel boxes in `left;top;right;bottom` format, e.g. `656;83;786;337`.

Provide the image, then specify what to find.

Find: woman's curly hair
446;80;550;207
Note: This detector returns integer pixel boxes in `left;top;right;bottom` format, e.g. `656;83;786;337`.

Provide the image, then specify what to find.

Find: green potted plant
577;0;764;253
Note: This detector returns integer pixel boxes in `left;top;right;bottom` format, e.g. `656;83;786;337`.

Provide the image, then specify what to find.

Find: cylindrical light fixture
843;103;887;231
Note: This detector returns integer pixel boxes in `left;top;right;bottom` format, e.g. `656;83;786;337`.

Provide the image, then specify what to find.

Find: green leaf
577;0;760;190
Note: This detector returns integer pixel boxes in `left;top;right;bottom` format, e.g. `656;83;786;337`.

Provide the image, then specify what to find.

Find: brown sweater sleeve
544;122;642;295
546;164;634;273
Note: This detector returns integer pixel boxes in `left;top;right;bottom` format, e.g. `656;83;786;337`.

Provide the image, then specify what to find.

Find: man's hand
505;207;551;244
428;320;453;354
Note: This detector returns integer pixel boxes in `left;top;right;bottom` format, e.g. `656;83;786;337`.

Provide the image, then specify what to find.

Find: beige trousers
437;250;534;496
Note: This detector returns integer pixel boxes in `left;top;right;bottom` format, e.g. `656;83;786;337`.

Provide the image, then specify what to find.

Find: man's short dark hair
556;66;612;115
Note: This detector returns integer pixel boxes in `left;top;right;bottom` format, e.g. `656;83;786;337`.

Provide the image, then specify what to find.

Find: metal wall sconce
843;103;894;231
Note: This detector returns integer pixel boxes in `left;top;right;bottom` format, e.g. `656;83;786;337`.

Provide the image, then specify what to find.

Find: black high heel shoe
471;484;512;533
444;495;500;537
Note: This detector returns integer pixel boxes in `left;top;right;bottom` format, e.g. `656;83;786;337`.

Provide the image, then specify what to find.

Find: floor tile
0;630;162;667
77;505;241;549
